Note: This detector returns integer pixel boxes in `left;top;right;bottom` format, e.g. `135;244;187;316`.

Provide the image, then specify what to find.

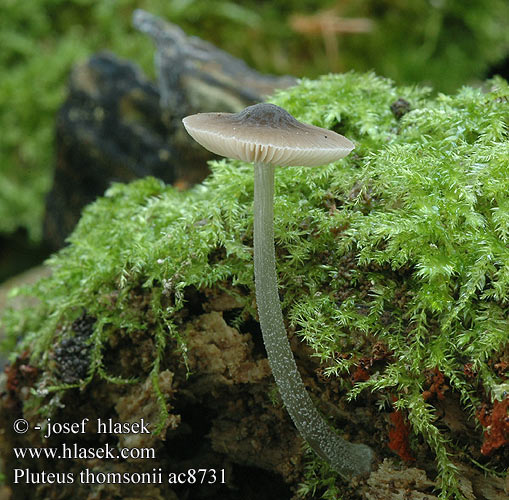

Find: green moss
2;0;509;239
2;72;509;498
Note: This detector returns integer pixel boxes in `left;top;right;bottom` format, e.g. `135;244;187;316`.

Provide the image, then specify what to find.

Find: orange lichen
463;363;477;379
371;341;393;362
351;358;371;382
422;367;448;402
349;344;393;384
493;360;508;378
477;398;509;456
388;398;415;462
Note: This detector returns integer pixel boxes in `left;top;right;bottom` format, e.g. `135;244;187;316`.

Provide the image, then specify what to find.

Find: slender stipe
253;162;373;477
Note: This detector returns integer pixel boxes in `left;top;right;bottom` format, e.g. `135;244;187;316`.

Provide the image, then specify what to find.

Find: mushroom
183;103;374;477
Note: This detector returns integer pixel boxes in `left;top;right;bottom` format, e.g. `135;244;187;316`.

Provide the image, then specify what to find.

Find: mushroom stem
253;161;374;478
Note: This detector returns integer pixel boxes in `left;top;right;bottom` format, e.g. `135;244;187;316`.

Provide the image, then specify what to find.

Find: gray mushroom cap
182;103;354;167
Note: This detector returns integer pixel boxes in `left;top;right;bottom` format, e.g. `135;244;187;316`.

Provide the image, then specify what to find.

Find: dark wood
43;11;296;249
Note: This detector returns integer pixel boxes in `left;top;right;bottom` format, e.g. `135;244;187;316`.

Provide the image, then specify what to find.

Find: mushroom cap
182;103;354;167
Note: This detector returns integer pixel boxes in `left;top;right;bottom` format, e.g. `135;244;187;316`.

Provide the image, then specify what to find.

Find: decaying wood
132;9;296;114
43;11;296;249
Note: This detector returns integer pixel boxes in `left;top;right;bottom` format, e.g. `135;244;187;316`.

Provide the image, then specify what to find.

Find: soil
0;289;507;499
